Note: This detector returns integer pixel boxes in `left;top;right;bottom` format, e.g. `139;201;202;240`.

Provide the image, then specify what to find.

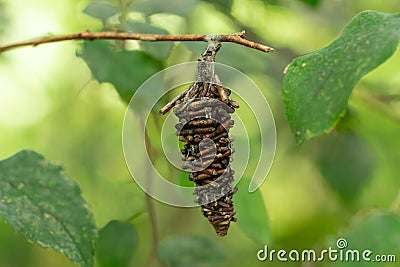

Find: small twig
0;30;274;53
158;85;192;115
217;30;272;53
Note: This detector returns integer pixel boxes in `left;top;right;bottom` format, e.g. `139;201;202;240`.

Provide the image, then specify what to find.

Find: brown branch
0;30;274;53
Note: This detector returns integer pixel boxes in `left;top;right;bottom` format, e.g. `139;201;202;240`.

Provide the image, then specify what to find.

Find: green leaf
330;212;400;267
97;220;138;267
158;235;224;267
83;2;120;20
0;150;97;267
235;178;270;243
77;40;163;103
124;22;173;60
282;11;400;144
313;130;376;202
130;0;198;16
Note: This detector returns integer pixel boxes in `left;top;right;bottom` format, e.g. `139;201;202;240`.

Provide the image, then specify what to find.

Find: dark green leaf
314;130;376;202
83;2;120;20
158;236;224;267
330;212;400;267
77;40;163;103
0;150;97;267
298;0;321;7
97;220;138;267
130;0;198;16
124;22;173;60
235;178;270;243
283;11;400;144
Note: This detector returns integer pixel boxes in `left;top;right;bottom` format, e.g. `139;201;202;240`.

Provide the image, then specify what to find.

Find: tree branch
0;30;274;53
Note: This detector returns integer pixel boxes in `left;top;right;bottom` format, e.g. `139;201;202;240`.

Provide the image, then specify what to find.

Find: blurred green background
0;0;399;266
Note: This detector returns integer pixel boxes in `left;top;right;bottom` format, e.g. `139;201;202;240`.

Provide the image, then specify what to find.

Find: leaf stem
144;195;165;267
0;30;274;53
125;210;146;222
140;115;167;267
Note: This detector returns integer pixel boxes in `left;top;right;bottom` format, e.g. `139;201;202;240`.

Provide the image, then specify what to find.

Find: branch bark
0;30;274;53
